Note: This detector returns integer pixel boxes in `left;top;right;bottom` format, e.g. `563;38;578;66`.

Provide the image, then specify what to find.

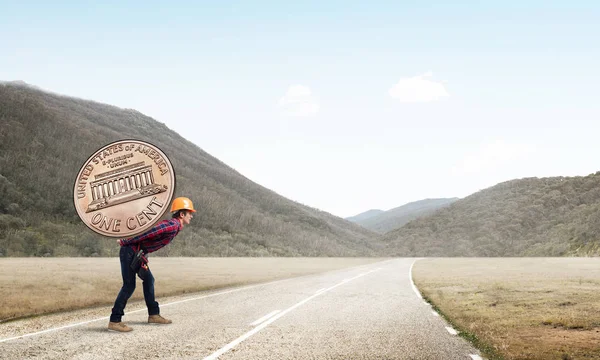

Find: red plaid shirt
119;219;181;253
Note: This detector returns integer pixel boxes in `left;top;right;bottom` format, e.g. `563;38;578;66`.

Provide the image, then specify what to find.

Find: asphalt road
1;259;484;359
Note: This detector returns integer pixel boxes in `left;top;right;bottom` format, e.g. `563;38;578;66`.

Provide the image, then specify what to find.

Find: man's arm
119;221;168;246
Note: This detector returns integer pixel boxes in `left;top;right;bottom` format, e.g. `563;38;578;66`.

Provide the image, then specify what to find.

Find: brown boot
148;315;172;324
108;321;133;332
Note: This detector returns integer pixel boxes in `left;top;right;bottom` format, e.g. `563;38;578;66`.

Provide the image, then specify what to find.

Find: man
108;197;195;332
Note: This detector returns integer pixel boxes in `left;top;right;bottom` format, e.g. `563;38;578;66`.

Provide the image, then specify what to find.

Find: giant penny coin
73;140;176;237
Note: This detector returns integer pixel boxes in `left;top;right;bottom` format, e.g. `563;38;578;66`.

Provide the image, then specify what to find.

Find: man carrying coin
108;197;195;332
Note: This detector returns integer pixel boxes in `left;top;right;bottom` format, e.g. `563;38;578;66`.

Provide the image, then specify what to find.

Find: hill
0;82;381;257
348;198;458;233
382;175;600;256
345;209;384;223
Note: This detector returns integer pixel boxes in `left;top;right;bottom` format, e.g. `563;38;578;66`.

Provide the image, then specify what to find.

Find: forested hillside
0;82;381;257
3;82;599;259
383;175;600;256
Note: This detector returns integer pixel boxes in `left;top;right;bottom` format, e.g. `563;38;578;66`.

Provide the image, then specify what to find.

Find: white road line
445;326;458;335
431;311;439;317
469;355;483;360
409;258;423;299
0;278;291;344
315;288;327;294
250;310;280;326
203;268;382;360
0;260;391;344
0;316;111;344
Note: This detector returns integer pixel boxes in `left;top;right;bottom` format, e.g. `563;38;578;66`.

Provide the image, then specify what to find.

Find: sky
1;1;599;218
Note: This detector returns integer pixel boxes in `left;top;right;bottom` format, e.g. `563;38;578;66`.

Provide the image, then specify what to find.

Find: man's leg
109;246;136;331
143;267;172;324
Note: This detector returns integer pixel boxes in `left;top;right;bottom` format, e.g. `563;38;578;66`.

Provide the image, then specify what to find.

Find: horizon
2;1;599;218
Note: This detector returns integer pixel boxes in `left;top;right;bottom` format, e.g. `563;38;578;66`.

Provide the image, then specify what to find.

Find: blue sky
1;1;599;217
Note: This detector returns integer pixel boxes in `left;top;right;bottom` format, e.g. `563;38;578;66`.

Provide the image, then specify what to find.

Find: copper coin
73;140;176;237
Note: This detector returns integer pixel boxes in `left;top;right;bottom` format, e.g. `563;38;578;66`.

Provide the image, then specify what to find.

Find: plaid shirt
119;219;181;253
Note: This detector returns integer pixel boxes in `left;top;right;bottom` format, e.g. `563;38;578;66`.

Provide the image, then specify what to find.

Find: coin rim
72;139;177;238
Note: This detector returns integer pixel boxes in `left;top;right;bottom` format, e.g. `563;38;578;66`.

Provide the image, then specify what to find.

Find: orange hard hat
170;197;196;213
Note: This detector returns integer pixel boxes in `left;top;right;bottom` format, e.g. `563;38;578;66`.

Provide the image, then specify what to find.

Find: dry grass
413;258;600;360
0;257;384;322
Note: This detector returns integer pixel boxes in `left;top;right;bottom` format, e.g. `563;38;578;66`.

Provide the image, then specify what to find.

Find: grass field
0;257;384;322
412;258;600;360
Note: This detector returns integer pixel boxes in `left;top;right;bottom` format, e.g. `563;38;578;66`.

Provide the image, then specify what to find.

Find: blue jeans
110;246;160;322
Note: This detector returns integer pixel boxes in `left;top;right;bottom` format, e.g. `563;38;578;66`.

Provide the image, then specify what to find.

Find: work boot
108;321;133;332
148;315;172;324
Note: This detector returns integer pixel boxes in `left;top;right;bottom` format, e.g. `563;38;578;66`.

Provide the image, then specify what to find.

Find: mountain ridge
3;81;599;258
348;198;459;233
346;209;384;223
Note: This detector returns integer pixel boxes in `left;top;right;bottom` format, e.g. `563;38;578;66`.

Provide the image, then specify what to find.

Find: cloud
452;140;536;175
279;85;319;117
388;71;449;103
